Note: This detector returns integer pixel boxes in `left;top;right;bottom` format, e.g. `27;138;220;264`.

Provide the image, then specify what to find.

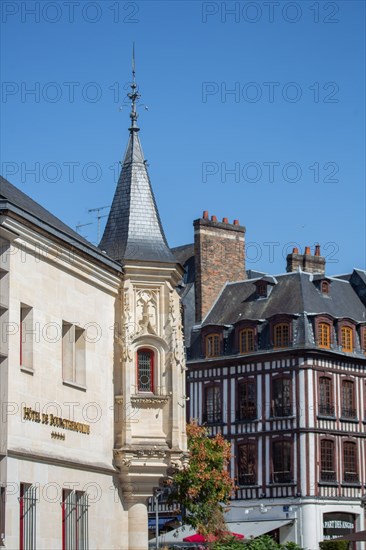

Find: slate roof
0;176;120;270
99;130;175;263
204;271;366;326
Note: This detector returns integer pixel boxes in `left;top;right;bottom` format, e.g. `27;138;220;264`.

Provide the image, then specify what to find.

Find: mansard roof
99;130;175;264
203;271;366;326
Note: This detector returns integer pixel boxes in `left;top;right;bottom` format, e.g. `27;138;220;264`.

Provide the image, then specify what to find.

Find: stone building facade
0;73;187;550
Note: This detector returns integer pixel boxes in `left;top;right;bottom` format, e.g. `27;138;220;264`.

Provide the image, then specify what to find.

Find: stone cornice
0;215;121;293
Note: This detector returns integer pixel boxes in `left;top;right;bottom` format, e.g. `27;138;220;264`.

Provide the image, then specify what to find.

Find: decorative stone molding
130;395;170;407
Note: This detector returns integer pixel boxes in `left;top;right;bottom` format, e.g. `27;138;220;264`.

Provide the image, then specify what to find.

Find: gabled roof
99;131;175;263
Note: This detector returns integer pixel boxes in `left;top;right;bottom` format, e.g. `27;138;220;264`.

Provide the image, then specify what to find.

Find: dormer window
318;322;331;349
257;283;267;297
206;333;220;357
321;280;329;294
240;328;255;354
341;326;353;353
273;323;290;349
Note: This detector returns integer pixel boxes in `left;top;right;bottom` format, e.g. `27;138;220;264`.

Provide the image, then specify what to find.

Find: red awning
183;532;244;542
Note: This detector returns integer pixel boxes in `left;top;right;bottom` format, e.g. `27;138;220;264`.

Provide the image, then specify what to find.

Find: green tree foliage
319;541;349;550
169;421;235;536
211;535;303;549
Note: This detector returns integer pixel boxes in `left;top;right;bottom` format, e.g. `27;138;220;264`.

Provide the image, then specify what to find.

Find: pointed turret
99;53;175;263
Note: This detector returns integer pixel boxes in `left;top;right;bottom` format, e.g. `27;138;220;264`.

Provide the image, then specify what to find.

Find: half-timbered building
180;212;366;549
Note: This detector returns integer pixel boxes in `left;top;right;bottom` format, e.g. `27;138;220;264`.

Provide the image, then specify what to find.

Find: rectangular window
341;381;356;419
62;322;86;386
237;381;256;420
318;322;331;349
272;378;291;417
62;490;89;550
273;323;290;348
343;442;358;484
204;386;222;423
341;326;353;352
272;441;292;484
19;483;37;550
20;305;33;370
206;334;220;357
320;440;336;482
137;349;154;392
240;329;255;354
319;377;334;416
238;443;256;485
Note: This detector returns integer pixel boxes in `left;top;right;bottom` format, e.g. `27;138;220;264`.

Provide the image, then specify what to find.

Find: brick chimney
194;212;246;322
286;244;325;274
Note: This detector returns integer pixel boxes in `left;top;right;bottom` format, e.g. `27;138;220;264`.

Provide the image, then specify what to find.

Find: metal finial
128;42;140;132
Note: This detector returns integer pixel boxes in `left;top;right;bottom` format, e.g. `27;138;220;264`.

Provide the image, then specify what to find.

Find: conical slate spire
99;57;174;263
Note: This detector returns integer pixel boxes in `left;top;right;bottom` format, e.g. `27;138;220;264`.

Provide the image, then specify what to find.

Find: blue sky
1;0;365;275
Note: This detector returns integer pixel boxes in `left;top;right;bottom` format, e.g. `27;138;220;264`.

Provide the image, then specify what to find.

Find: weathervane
128;42;141;132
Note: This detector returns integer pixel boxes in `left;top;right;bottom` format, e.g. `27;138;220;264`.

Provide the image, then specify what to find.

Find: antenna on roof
88;205;110;242
76;221;93;238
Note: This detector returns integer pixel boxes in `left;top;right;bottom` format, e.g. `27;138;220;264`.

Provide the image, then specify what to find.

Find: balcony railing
318;404;335;417
237;407;257;421
238;473;257;486
341;407;357;419
272;405;292;417
202;412;222;424
273;471;292;484
320;470;337;482
343;472;359;484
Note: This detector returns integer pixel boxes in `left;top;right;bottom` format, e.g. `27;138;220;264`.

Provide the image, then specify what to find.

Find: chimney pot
222;217;228;223
305;246;311;255
203;210;209;220
293;247;299;254
233;219;239;225
211;215;217;222
315;244;321;256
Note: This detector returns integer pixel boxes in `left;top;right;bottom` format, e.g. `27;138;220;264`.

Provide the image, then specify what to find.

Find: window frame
273;322;290;349
271;375;292;417
19;483;37;550
203;384;222;424
320;439;336;483
272;439;293;484
342;441;358;484
341;379;356;419
62;322;86;387
62;489;89;550
237;440;257;486
340;325;354;353
239;328;255;354
136;348;154;393
20;304;33;370
205;333;221;358
318;322;331;349
318;376;334;417
237;379;257;421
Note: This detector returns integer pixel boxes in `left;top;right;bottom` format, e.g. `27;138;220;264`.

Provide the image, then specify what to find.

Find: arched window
205;334;220;357
320;440;336;482
343;442;358;483
318;322;331;349
240;328;255;354
341;326;353;352
137;349;154;392
273;323;290;348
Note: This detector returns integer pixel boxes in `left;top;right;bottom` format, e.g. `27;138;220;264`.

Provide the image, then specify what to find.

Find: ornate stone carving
135;289;158;336
130;395;170;407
